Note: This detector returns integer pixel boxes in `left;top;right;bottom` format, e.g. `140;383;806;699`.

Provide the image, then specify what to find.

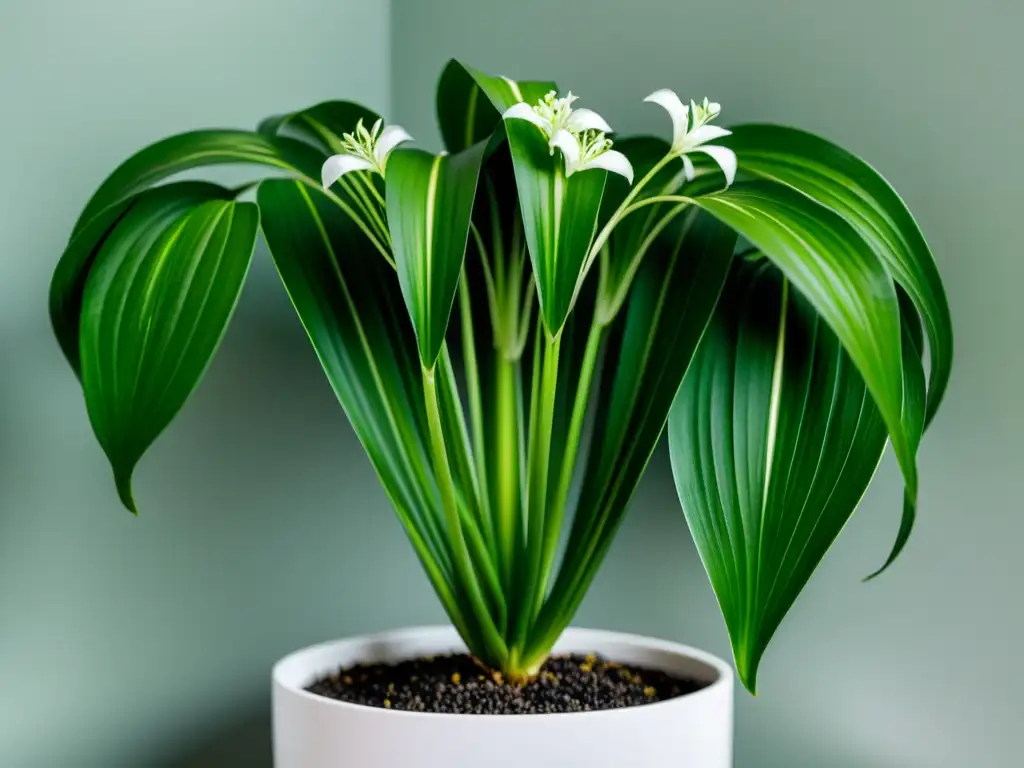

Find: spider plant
50;60;952;692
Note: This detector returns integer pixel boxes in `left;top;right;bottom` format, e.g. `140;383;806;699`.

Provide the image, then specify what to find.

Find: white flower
644;90;736;186
549;129;634;184
321;118;412;188
503;90;633;184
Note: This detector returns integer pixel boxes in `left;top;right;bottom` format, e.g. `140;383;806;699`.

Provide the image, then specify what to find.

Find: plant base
306;651;704;714
273;626;733;767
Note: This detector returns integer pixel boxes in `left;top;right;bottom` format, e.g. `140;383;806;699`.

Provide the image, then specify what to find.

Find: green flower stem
438;346;485;513
534;321;605;616
493;352;522;605
340;173;390;247
458;273;496;553
575;152;677;295
512;328;562;658
456;494;507;631
313;181;395;268
597;202;691;324
621;194;694;217
422;363;508;667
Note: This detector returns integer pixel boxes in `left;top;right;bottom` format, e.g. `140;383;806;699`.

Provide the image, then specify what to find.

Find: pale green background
1;0;1021;765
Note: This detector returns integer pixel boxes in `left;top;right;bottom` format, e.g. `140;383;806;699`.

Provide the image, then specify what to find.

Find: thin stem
359;170;387;208
597;202;691;324
459;272;495;552
457;493;507;631
535;321;605;612
492;357;521;602
310;179;395;268
341;174;390;247
512;328;562;656
576;153;676;294
422;364;508;666
621;194;694;217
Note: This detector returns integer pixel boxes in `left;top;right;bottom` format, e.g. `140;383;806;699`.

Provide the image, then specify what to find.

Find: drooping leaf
78;191;259;512
386;144;488;367
725;124;953;427
75;131;324;230
50;182;235;376
692;181;926;570
668;258;889;692
52;131;326;374
258;100;379;154
533;211;737;649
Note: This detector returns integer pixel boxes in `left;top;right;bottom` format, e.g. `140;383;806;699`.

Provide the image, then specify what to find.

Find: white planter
273;626;733;767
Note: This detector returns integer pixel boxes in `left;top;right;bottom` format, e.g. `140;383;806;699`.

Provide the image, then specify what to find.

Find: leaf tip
864;487;917;581
114;468;139;516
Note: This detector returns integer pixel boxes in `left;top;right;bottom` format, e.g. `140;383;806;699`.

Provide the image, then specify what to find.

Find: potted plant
49;59;952;767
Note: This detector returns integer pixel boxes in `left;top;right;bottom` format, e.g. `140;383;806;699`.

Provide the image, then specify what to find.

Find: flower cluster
503;91;634;184
644;90;736;186
321;118;412;189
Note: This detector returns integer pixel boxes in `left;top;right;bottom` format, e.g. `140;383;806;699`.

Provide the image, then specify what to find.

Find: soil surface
306;652;706;714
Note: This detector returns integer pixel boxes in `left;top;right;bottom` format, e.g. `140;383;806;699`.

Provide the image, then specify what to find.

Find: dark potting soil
306;653;706;714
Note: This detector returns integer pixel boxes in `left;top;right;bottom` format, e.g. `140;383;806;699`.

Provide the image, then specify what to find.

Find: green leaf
257;179;436;544
459;63;557;117
78;192;259;512
52;130;328;376
258;100;379;153
692;181;925;561
386;144;488;367
256;179;485;636
668;258;889;692
456;65;607;334
75;130;325;230
50;182;235;376
724;124;952;428
503;118;608;334
436;60;503;153
532;211;737;650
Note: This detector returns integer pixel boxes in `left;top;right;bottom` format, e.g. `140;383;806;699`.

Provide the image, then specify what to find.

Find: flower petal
693;145;738;187
549;129;580;175
374;124;413;165
503;102;549;134
584;149;634;184
684;124;732;148
567;108;613;134
321;154;375;188
645;89;689;150
681;153;696;182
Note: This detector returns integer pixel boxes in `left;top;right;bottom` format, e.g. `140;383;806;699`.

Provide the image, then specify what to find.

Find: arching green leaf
75;130;324;231
50;182;234;376
258;100;379;154
79;193;259;512
669;259;889;692
52;130;327;375
725;124;953;428
692;181;926;571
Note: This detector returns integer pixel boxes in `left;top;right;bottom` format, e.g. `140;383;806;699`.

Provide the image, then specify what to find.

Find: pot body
273;626;733;767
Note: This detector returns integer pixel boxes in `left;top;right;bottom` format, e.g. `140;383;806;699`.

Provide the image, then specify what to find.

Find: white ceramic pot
273;626;733;767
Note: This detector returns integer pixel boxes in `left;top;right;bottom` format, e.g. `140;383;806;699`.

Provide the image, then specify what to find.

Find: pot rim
273;625;733;721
